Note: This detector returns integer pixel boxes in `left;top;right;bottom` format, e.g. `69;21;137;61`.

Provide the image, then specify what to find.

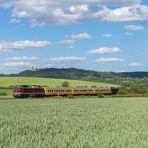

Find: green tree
61;81;69;87
118;81;131;94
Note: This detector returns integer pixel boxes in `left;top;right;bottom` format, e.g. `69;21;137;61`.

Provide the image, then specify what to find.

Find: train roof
44;87;111;90
14;85;42;88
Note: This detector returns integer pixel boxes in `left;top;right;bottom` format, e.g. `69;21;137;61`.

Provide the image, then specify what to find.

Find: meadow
0;77;117;87
0;77;118;98
0;97;148;147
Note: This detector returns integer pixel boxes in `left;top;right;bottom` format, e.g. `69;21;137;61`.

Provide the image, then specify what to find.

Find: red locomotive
13;85;45;98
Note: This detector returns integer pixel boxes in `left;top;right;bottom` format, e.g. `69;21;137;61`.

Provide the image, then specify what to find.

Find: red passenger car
13;85;45;98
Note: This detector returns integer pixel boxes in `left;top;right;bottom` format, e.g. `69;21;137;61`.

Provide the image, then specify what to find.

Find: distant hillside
17;68;148;79
17;68;116;79
0;77;117;88
118;72;148;78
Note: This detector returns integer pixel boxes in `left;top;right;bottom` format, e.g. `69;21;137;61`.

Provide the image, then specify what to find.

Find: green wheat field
1;97;148;147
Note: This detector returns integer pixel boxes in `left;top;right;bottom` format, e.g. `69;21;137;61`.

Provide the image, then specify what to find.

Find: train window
74;90;78;92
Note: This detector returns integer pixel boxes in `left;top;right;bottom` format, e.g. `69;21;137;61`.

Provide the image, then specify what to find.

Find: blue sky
0;0;148;74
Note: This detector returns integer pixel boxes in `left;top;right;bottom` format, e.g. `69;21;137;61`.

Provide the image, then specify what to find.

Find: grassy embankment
0;97;148;147
0;77;118;99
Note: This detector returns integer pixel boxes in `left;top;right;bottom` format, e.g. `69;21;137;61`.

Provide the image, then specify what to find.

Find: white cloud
125;25;144;31
96;57;124;63
1;0;147;26
57;40;75;44
45;64;55;67
0;61;30;67
70;33;92;39
129;63;144;67
67;45;75;49
102;34;112;38
125;32;133;36
10;18;21;23
48;56;87;62
8;56;39;61
88;47;121;54
101;5;148;22
0;40;50;50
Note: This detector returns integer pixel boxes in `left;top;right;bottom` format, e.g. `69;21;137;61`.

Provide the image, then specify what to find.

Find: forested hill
16;68;148;79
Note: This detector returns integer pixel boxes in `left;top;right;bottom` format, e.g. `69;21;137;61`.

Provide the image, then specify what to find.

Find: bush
68;95;74;99
0;91;7;96
61;81;69;87
97;94;104;98
91;85;97;88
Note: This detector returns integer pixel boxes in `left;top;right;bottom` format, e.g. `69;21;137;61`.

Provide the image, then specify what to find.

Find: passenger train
13;85;118;98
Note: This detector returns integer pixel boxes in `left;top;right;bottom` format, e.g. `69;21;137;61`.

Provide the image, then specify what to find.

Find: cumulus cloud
8;56;39;61
88;47;121;54
125;32;133;36
70;33;92;39
0;56;40;68
67;45;75;49
0;61;30;67
45;64;55;67
57;40;75;44
96;57;124;63
101;5;148;22
125;25;144;31
129;63;144;67
0;40;50;50
0;0;147;26
10;18;21;23
48;56;87;62
102;34;113;38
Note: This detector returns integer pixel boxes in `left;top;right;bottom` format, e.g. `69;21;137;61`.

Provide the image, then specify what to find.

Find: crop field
0;97;148;147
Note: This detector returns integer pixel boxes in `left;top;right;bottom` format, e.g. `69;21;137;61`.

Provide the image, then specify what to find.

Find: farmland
1;97;148;147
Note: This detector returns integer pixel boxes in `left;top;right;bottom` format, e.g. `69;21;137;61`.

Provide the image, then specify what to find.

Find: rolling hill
16;68;148;79
0;77;118;88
